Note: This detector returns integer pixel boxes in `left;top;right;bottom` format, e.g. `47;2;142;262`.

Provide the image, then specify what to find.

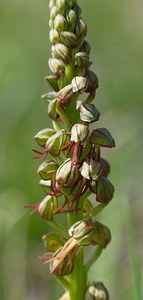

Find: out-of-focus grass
0;0;143;299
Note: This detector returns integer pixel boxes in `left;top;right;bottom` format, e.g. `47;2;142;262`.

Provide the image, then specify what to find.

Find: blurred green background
0;0;143;299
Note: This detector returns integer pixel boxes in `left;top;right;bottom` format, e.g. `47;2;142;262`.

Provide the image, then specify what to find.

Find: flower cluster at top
28;0;115;288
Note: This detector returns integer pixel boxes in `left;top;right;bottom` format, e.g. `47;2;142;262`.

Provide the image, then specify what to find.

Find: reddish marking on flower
70;178;90;215
58;208;81;214
32;148;49;159
24;202;40;216
66;141;75;157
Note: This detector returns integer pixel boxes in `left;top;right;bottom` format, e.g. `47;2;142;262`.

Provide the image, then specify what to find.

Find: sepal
56;158;78;188
72;76;88;93
91;222;111;248
80;159;102;181
38;195;58;220
71;123;89;143
37;160;59;180
80;104;100;123
34;128;55;147
45;75;59;91
90;128;115;148
96;176;114;203
59;31;77;48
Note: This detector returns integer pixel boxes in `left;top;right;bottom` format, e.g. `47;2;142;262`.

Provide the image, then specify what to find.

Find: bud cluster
29;1;116;299
40;220;111;276
85;282;109;300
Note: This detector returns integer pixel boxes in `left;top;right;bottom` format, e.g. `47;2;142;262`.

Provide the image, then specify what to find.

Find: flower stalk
29;0;115;299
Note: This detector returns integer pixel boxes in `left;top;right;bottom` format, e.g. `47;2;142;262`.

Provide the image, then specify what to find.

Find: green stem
85;245;103;272
65;193;88;300
53;120;62;131
56;101;71;131
69;248;87;300
83;203;107;221
56;275;71;291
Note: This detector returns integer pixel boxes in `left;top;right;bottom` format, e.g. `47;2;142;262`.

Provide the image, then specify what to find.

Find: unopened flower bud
54;14;66;31
42;91;57;101
57;84;73;105
66;9;76;31
80;104;100;123
38;195;57;220
85;69;99;94
76;17;87;38
75;52;89;68
87;282;109;300
50;6;58;20
49;0;56;10
50;251;74;276
60;31;77;48
34;128;55;146
46;130;66;156
80;159;102;181
72;76;88;93
96;176;114;203
42;232;63;251
68;220;93;239
56;0;67;14
49;29;59;44
48;57;65;76
37;160;59;180
100;158;111;177
48;99;58;120
45;75;59;91
71;124;89;143
53;43;71;63
91;222;111;248
56;158;78;188
39;179;51;194
90;128;115;148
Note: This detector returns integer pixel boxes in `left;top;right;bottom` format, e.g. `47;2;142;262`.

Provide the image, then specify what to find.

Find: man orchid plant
27;1;115;299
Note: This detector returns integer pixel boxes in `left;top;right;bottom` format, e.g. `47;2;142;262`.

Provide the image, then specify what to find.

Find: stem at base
66;197;88;300
69;248;87;300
